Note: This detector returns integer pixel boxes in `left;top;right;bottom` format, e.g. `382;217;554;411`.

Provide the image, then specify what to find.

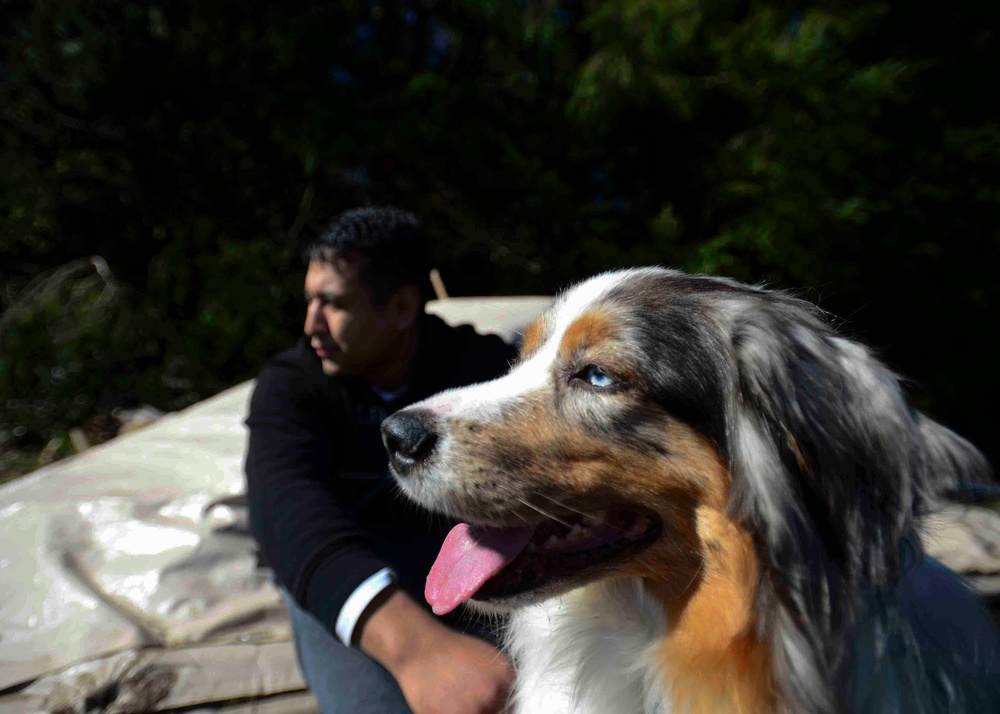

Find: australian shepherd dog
381;267;1000;713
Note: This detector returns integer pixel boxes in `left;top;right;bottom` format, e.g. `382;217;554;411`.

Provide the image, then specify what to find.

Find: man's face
303;258;396;377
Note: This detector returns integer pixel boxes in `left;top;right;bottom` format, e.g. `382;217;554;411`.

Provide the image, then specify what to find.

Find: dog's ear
729;301;922;569
728;298;992;569
726;300;920;708
731;299;992;538
725;297;993;699
916;413;993;496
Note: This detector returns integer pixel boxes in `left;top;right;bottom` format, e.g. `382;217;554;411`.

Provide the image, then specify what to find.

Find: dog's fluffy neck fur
504;532;998;714
507;579;671;714
507;507;777;714
655;506;775;714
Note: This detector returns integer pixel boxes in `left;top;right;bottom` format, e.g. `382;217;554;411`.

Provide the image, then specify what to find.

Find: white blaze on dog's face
383;268;752;616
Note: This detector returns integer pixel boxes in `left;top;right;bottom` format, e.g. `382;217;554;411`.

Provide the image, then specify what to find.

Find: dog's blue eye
584;366;614;389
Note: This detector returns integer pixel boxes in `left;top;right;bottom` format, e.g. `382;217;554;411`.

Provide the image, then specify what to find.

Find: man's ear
386;284;422;329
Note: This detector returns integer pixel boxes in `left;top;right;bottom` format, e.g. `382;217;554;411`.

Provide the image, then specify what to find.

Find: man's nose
382;410;438;476
304;300;324;335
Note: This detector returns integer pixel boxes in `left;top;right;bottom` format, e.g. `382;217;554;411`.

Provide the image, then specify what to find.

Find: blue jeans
281;588;413;714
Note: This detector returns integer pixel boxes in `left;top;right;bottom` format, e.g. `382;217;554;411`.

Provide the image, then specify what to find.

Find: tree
2;0;997;468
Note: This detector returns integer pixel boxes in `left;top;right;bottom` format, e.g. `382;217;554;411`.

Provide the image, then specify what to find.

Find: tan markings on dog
438;356;777;714
446;395;725;521
519;318;546;359
558;309;619;361
445;399;732;592
651;489;775;713
441;333;776;713
475;401;771;712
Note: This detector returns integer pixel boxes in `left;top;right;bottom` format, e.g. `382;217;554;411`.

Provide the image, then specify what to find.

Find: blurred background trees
2;0;998;475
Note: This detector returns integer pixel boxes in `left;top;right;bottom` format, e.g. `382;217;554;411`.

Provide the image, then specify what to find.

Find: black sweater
245;314;516;637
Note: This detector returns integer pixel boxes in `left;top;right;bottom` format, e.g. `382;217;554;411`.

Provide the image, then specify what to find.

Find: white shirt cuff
335;567;397;646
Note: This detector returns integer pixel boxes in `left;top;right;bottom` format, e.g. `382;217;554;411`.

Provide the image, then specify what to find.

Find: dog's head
382;268;989;638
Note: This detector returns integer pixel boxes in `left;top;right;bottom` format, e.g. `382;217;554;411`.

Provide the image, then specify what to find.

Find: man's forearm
357;586;446;675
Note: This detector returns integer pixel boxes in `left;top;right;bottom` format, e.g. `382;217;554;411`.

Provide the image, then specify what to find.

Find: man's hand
358;587;514;714
395;625;514;714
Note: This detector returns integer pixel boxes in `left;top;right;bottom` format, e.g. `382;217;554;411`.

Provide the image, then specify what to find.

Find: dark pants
281;588;413;714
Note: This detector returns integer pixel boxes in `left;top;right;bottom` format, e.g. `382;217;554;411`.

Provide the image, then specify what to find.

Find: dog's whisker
508;508;532;525
533;492;589;518
532;491;634;535
513;495;575;529
482;481;580;529
677;558;706;599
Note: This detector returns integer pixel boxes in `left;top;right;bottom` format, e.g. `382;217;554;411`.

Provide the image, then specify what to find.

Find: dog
381;267;1000;713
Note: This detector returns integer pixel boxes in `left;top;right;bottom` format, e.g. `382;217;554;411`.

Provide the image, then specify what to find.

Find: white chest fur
505;578;671;714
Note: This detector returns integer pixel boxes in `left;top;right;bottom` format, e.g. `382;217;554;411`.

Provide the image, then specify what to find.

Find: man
245;207;518;714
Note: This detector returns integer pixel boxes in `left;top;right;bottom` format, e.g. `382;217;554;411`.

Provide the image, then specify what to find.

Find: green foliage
2;0;999;469
1;259;143;442
557;0;1000;460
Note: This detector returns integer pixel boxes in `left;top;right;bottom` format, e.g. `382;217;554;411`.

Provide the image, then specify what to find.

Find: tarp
0;297;550;713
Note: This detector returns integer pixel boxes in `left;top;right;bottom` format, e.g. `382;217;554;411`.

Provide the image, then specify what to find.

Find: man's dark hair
305;206;432;304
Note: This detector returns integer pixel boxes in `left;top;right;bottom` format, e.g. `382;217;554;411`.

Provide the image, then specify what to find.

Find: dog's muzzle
381;409;438;476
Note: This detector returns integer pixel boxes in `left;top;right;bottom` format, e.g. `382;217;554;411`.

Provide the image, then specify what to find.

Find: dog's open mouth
425;507;661;615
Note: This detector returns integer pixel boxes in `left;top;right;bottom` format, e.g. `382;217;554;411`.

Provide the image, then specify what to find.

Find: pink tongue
425;523;536;615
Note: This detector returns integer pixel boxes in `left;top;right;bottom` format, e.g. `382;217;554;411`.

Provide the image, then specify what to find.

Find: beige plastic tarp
0;297;550;713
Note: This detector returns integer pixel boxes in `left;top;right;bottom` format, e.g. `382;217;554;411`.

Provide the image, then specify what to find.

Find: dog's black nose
381;410;437;476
